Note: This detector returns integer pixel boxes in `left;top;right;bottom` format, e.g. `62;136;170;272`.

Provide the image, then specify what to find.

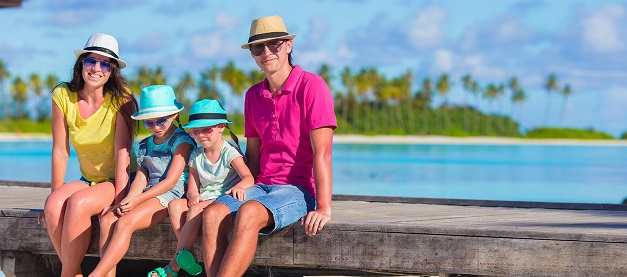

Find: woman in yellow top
38;33;139;277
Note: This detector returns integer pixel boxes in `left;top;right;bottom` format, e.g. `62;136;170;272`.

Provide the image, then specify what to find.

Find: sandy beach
2;132;627;146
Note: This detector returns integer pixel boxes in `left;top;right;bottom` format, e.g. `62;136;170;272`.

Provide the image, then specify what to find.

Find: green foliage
620;131;627;140
0;58;603;139
0;119;52;134
524;128;615;140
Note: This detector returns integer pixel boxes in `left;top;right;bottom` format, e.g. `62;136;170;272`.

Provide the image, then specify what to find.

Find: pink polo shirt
244;65;337;198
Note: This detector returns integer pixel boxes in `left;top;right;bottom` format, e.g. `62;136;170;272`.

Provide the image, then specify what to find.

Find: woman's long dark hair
59;53;139;137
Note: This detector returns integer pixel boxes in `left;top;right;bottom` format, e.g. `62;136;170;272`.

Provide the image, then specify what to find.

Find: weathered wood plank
293;227;627;276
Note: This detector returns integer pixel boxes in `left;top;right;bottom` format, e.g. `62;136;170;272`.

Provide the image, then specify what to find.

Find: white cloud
336;36;356;62
298;49;332;70
190;33;222;58
462;54;506;81
408;6;446;49
305;17;329;48
189;12;240;59
431;49;453;73
581;5;626;53
214;12;239;31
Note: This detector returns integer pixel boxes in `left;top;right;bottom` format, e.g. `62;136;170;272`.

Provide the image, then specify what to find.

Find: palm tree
511;88;527;136
248;68;265;85
559;84;572;126
496;84;506;135
507;77;522;136
435;73;451;133
483;83;498;135
28;73;44;121
10;76;28;119
366;68;384;133
461;74;473;133
0;60;10;119
130;66;152;95
419;77;433;134
544;74;558;126
153;67;167;85
198;65;222;101
317;63;333;92
43;73;59;120
221;60;249;97
399;70;413;133
353;68;371;133
340;67;354;133
470;81;481;134
175;72;195;109
45;73;59;92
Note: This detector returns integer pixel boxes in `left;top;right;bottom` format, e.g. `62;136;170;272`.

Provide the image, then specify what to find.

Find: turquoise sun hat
183;99;233;129
131;85;184;120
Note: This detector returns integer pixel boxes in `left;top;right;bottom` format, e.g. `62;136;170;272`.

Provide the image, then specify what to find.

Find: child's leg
98;210;120;277
167;198;188;239
178;200;214;253
165;200;214;272
88;198;168;277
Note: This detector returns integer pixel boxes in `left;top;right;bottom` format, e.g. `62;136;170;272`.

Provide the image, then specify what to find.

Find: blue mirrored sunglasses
143;117;170;129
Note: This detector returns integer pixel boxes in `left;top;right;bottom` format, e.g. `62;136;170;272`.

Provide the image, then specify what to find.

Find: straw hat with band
132;85;184;121
183;99;240;148
74;33;127;69
241;15;297;49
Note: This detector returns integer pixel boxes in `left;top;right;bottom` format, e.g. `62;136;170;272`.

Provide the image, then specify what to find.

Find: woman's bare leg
43;181;89;260
60;182;115;277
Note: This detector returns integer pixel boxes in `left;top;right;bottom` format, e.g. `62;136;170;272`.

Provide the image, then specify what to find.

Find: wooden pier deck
2;181;627;276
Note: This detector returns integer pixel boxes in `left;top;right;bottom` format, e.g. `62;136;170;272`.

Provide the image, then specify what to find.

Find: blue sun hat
183;99;232;129
131;85;184;120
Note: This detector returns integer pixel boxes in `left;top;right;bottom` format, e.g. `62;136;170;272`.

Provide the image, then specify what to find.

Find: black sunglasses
82;57;112;73
250;40;287;56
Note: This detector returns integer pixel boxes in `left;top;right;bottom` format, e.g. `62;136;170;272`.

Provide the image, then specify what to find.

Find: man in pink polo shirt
200;15;337;276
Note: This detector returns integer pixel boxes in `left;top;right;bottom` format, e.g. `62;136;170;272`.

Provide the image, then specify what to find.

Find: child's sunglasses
143;117;170;129
82;57;112;73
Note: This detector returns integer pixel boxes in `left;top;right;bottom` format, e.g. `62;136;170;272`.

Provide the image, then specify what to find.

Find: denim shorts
215;184;316;235
149;181;185;207
79;172;137;186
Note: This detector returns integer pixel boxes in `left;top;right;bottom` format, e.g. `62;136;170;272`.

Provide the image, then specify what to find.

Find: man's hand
301;207;331;236
37;212;45;226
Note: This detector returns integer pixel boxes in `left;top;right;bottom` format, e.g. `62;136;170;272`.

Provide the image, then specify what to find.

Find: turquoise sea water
1;141;627;204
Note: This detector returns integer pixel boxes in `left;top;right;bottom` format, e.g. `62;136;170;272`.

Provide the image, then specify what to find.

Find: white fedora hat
241;15;297;49
74;33;127;69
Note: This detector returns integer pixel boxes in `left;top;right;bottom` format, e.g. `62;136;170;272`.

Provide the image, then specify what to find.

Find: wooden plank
0;209;294;263
0;185;48;209
293;227;627;276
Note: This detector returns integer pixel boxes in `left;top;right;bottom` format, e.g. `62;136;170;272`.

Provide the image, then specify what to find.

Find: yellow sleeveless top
52;84;137;184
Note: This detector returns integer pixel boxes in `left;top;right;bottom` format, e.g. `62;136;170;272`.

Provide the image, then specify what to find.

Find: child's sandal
176;247;202;275
147;264;178;277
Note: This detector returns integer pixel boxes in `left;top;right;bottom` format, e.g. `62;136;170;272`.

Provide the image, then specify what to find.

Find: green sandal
176;247;202;275
147;264;178;277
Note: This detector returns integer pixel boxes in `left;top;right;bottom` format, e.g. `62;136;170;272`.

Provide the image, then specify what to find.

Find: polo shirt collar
260;65;303;97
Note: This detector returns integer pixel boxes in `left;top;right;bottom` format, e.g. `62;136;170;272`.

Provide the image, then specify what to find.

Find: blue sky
1;0;627;136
